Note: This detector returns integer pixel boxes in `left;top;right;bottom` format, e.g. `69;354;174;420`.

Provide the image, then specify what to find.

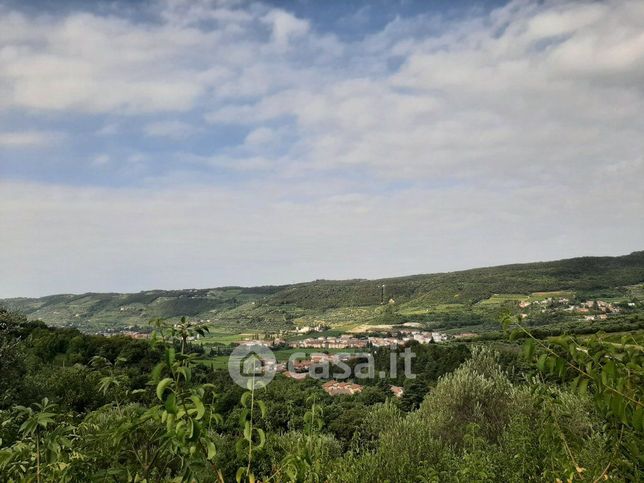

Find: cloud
201;0;644;185
0;2;317;114
95;123;119;136
0;130;63;148
91;154;110;166
0;0;643;296
244;127;275;145
1;177;642;297
261;10;310;49
144;120;197;140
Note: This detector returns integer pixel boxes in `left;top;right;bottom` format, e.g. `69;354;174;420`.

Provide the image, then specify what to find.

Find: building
390;385;404;398
322;380;364;396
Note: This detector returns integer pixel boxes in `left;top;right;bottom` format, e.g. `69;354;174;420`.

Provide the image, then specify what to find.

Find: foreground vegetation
0;307;642;481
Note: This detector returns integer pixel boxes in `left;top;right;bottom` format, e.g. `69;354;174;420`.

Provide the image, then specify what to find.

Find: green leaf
255;428;266;449
578;378;589;396
165;393;178;414
236;467;246;483
257;400;267;419
241;391;251;408
166;413;175;432
244;421;252;441
151;362;164;382
190;395;205;420
634;406;643;432
536;354;547;372
207;441;216;460
239;408;249;426
569;375;580;392
522;339;535;360
545;356;556;374
156;378;173;401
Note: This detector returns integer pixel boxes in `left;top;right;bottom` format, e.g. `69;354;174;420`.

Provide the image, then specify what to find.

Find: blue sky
1;0;643;297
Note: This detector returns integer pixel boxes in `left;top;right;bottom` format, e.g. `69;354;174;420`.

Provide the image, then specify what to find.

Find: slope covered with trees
2;251;644;332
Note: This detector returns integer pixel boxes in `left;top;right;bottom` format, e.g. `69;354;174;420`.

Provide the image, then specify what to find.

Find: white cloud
261;10;310;49
244;127;275;145
144;120;197;139
0;178;642;297
198;0;644;186
1;0;643;295
0;130;63;148
92;154;110;166
0;2;316;114
95;123;119;136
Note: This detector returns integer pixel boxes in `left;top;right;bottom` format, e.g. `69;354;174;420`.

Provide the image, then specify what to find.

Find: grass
476;294;526;306
198;357;229;370
528;291;575;300
199;331;251;345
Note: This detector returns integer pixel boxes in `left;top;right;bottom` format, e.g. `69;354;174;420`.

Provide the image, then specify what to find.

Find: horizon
1;0;643;297
3;248;641;299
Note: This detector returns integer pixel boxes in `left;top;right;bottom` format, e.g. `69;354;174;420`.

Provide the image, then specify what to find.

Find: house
310;353;339;364
390;386;404;398
238;339;273;347
431;332;447;342
291;360;313;372
322;380;363;396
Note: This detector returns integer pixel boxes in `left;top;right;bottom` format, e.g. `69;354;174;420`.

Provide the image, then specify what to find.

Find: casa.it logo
228;344;277;388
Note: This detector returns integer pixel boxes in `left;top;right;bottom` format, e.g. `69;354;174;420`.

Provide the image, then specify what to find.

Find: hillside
2;251;644;333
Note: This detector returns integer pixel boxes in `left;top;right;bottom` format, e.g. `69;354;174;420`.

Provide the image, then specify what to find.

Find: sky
1;0;643;297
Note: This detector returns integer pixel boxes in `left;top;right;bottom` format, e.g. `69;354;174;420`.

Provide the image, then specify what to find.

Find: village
232;328;454;398
237;328;449;350
517;297;630;321
93;296;638;401
240;351;407;398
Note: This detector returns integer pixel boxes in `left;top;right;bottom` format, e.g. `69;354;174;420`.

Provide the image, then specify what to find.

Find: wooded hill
3;251;644;332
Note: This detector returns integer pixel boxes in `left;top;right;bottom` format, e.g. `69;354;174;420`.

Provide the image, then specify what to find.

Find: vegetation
3;251;644;334
1;252;643;480
0;304;642;481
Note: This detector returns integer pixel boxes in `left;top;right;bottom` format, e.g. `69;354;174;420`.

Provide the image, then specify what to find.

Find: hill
2;251;644;333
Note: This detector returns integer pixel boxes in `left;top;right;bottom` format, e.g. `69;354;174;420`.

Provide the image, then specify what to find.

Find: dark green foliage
1;306;642;481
